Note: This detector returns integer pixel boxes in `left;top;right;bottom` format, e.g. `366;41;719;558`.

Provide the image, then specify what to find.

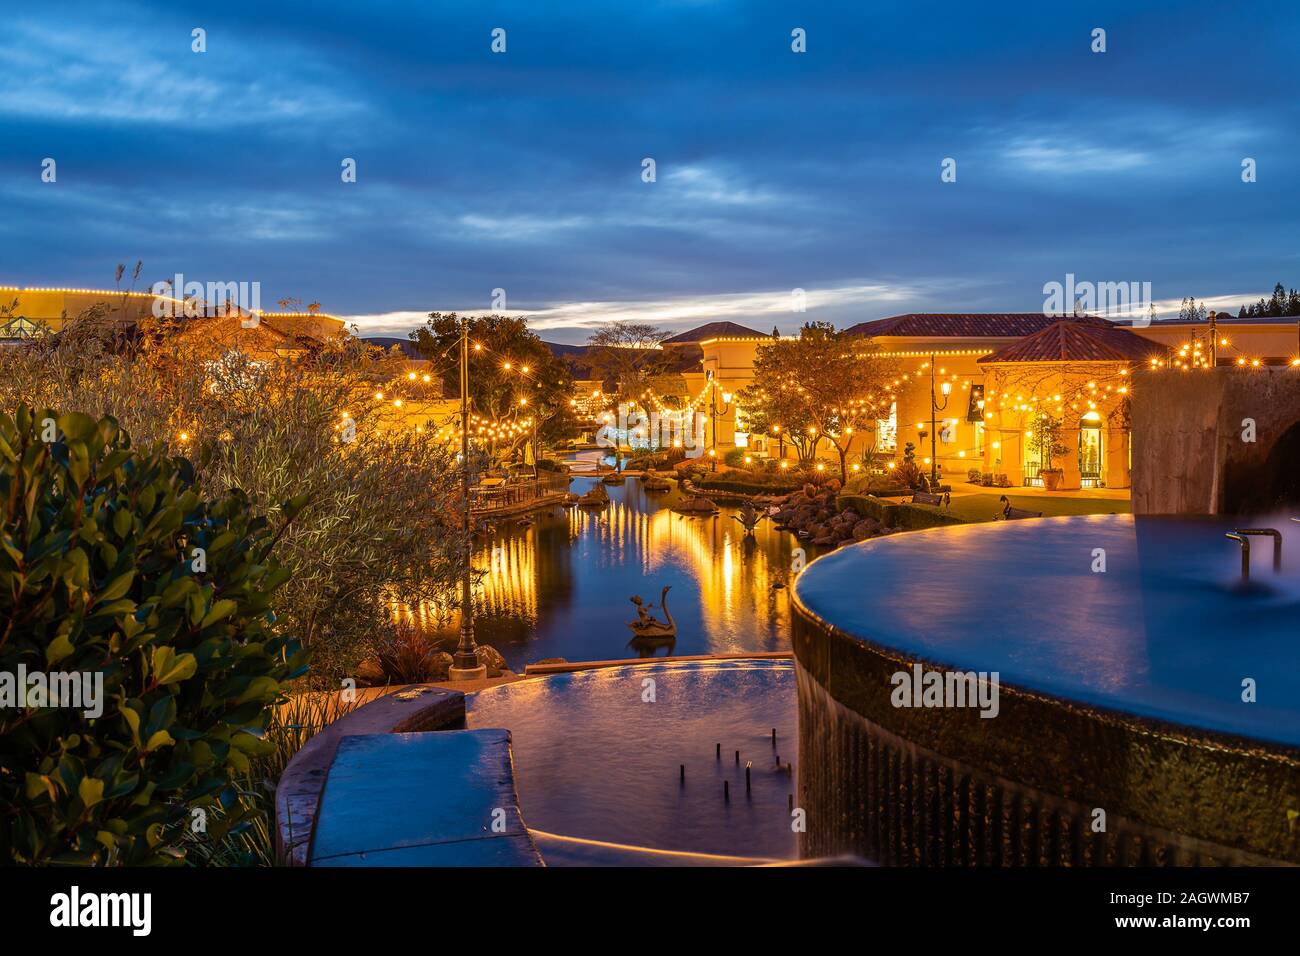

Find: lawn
943;492;1131;522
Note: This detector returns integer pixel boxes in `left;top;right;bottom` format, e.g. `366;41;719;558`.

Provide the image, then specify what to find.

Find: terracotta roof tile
843;313;1070;338
661;321;771;344
978;319;1165;364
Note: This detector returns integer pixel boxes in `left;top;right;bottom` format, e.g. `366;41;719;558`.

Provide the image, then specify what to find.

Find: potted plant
1028;413;1069;491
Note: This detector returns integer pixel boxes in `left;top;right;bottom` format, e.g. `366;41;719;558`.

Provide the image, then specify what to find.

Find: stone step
310;729;543;867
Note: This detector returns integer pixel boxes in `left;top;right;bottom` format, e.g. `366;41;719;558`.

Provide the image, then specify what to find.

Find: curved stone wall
791;599;1300;866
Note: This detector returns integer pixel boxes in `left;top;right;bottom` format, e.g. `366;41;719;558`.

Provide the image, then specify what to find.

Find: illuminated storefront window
877;401;898;452
1079;410;1104;487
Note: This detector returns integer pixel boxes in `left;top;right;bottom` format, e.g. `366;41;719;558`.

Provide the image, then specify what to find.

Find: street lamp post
450;316;487;681
709;380;732;472
928;352;952;490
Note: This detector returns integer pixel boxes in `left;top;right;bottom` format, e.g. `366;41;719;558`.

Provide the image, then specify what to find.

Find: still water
468;659;799;864
401;475;816;672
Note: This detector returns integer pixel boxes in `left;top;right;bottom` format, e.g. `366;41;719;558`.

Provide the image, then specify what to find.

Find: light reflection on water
395;476;818;672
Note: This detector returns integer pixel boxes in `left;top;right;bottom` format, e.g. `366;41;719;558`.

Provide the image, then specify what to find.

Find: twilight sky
2;0;1299;343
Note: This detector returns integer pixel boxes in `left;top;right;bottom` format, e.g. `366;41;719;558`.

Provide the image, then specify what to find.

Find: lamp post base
448;664;488;681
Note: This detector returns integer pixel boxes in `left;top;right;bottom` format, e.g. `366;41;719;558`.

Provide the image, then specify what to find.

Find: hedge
836;493;970;530
695;474;802;496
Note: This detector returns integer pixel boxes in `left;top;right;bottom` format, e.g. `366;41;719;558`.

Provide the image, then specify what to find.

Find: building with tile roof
660;321;772;345
843;313;1063;339
978;318;1165;365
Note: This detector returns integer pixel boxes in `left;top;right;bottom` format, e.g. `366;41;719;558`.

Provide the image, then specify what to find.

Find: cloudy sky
2;0;1298;343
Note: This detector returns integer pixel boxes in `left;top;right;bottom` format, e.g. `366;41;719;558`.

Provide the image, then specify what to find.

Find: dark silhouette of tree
1236;283;1300;318
584;322;672;397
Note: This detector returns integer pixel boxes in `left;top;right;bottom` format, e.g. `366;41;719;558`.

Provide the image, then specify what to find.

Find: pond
400;474;816;672
467;658;799;864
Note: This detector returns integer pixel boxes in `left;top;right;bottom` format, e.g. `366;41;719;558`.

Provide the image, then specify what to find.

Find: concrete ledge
310;730;543;867
274;685;465;867
523;650;792;675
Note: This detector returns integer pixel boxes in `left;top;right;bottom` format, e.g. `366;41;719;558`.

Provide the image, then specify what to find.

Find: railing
470;473;573;513
1224;528;1282;582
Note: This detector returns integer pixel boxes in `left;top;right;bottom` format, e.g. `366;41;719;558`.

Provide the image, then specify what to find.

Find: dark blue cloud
2;0;1298;342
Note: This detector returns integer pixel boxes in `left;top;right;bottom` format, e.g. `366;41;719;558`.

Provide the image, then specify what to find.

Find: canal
402;473;818;672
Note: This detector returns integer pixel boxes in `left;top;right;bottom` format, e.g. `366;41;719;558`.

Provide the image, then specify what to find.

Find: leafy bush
0;407;307;865
679;461;710;482
723;449;748;468
836;493;888;523
832;493;969;530
695;469;802;495
0;317;466;689
535;457;566;473
843;473;909;497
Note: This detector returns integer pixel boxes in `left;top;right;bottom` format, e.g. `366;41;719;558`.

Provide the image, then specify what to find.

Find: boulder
428;651;454;681
475;644;508;677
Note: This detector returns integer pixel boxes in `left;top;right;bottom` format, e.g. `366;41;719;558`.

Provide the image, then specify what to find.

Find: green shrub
679;461;710;482
837;494;893;525
723;449;748;468
843;473;909;497
535;457;566;473
832;494;968;529
892;503;970;530
0;320;466;691
696;470;802;496
0;407;307;865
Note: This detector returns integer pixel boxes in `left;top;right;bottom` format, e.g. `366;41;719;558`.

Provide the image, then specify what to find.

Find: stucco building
634;312;1300;491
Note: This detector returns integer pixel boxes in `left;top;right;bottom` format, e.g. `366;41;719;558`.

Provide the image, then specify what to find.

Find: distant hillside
363;336;421;358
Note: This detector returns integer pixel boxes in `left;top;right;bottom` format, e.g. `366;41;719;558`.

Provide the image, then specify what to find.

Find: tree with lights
738;322;897;480
411;313;577;464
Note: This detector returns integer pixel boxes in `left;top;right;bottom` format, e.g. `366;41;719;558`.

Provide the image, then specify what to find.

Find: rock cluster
673;495;719;516
770;482;889;548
